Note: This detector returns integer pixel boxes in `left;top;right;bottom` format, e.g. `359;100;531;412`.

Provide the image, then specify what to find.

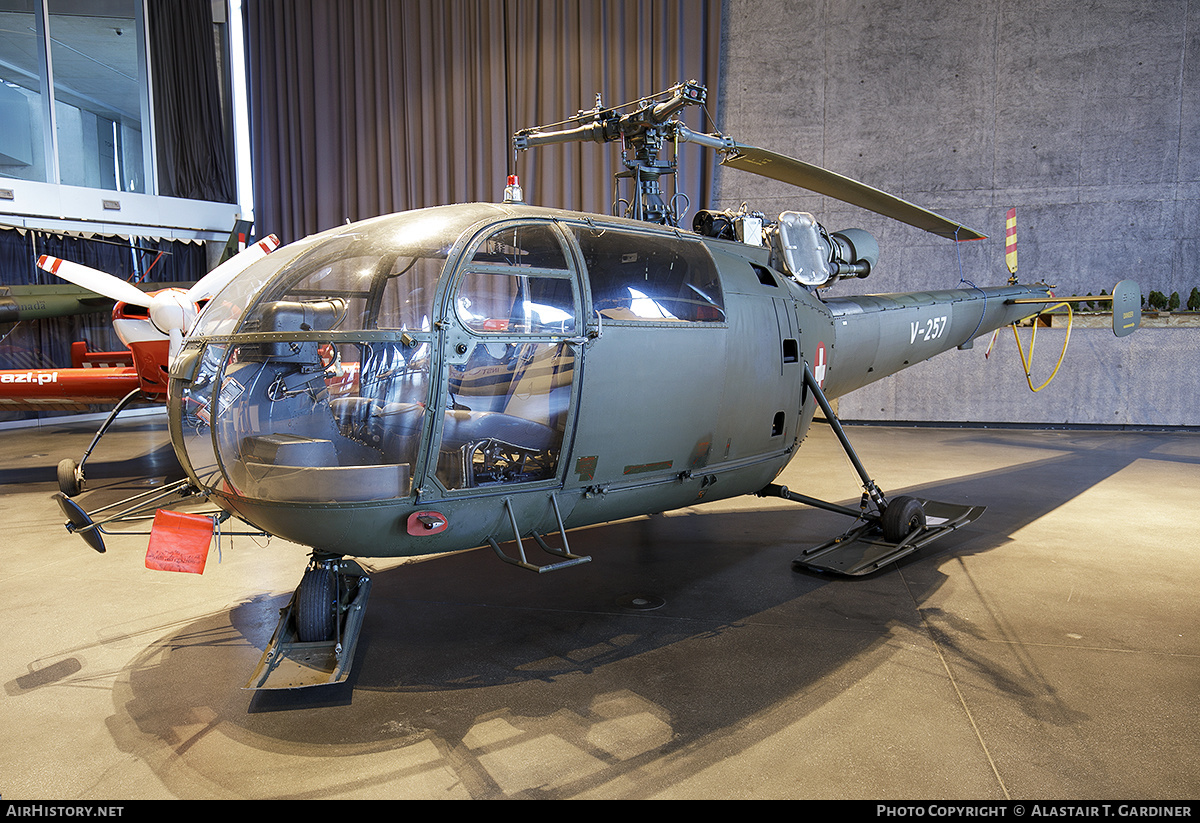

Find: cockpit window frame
450;220;580;338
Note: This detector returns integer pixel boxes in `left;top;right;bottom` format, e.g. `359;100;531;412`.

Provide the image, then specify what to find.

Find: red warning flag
146;510;214;574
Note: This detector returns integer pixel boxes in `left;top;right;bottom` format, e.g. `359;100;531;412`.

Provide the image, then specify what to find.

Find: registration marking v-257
910;316;948;344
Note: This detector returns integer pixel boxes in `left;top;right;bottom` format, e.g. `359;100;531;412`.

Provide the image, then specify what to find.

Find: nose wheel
296;563;338;642
246;556;373;690
57;458;83;498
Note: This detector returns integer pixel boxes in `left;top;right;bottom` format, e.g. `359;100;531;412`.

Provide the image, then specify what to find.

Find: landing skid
782;492;985;576
766;361;986;576
245;558;372;690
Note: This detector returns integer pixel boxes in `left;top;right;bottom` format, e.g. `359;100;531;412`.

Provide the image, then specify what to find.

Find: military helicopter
50;82;1141;689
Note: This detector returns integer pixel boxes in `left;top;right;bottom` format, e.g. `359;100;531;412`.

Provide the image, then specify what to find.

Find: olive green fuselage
167;204;1046;558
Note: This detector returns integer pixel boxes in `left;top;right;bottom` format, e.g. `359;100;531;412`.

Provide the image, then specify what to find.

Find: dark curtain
149;0;236;203
0;229;31;286
245;0;723;244
136;238;208;285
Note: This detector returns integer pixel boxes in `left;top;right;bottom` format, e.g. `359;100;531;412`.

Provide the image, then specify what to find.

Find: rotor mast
514;81;722;226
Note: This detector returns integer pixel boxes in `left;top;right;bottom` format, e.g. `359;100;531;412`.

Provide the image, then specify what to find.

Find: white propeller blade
186;234;280;303
40;234;280;357
37;255;153;308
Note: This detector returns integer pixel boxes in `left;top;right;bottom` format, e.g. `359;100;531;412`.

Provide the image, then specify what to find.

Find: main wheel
57;458;81;497
296;565;337;642
881;496;925;543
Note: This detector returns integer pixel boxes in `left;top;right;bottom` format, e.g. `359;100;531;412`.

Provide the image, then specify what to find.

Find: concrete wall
715;0;1199;426
837;327;1200;427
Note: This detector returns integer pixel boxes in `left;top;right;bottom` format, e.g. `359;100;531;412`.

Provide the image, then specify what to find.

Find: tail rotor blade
720;143;987;241
187;234;280;303
1005;208;1018;276
37;256;153;308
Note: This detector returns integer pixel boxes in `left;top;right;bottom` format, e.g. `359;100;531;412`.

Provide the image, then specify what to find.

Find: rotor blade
186;234;280;303
37;256;153;308
720;143;987;241
1005;207;1018;275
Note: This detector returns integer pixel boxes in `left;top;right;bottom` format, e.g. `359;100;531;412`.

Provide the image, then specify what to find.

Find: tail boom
820;284;1051;398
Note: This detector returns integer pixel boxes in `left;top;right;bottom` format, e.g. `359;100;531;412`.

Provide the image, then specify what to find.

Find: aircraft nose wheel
296;564;338;642
247;557;372;689
881;495;926;543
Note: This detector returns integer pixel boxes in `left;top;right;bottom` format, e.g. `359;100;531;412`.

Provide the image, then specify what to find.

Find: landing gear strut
58;388;142;496
759;361;984;576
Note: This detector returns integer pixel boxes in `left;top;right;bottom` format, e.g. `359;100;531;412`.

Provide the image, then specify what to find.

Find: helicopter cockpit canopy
172;207;487;507
191;209;467;339
168;202;733;531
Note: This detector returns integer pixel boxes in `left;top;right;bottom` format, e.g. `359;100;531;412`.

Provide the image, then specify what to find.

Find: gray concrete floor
1;413;1197;800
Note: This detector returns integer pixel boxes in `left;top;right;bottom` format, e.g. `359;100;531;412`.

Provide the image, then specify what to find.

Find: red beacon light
503;174;524;204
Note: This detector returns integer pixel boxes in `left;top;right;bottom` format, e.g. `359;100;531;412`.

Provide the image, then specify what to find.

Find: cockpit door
427;221;581;493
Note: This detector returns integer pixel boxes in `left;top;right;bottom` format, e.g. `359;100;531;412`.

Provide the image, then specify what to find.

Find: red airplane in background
0;236;280;494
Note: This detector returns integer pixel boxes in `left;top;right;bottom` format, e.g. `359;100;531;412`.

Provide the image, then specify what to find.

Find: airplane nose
149;290;199;335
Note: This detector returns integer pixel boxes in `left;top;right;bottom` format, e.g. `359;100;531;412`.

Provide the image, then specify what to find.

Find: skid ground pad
792;499;986;576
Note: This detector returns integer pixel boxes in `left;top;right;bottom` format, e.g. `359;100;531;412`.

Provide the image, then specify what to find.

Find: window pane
236;213;457;334
437;341;574;489
455;272;576;334
471;224;568;270
573;226;725;322
48;0;146;192
197;339;428;502
0;0;49;182
377;256;443;331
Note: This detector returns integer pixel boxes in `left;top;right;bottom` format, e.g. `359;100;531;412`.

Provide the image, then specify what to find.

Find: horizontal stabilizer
1007;279;1142;337
1111;279;1141;337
